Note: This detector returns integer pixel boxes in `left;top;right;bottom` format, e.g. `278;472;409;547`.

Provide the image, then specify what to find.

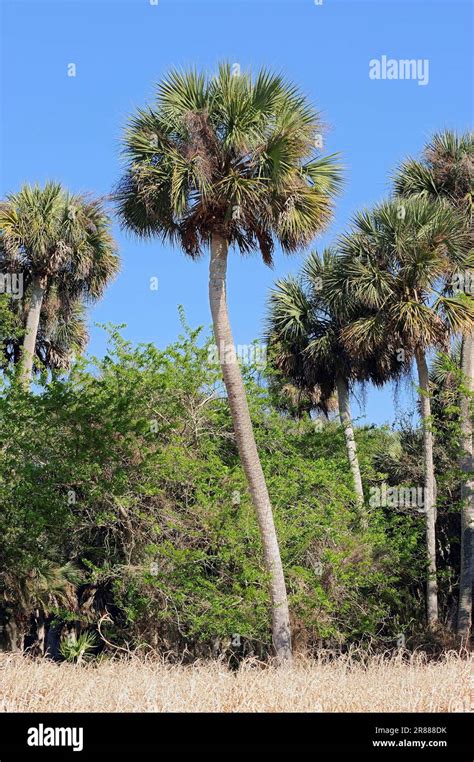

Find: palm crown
394;130;473;211
267;248;407;406
0;182;119;303
0;182;119;382
116;63;343;262
335;197;473;356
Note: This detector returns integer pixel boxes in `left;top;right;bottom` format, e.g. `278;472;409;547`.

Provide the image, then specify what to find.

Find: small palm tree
337;197;473;627
395;130;474;637
115;64;342;662
0;183;119;386
2;560;81;653
267;249;406;514
60;631;98;664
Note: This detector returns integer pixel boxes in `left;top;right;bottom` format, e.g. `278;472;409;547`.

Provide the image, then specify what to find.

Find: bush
0;320;453;658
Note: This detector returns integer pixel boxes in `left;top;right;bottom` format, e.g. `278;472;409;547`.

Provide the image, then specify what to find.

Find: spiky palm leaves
1;561;81;652
116;63;342;259
37;292;89;371
267;256;348;404
267;374;338;421
334;196;472;626
0;183;119;384
0;183;118;295
429;343;463;404
116;64;343;663
394;130;474;637
269;248;409;393
337;199;473;355
2;288;88;373
267;248;407;508
394;130;473;212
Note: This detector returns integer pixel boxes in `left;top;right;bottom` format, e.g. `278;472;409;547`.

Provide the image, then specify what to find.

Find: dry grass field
0;651;471;713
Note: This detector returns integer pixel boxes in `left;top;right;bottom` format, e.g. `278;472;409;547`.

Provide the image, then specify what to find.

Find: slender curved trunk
336;376;365;515
209;235;292;664
458;334;473;638
20;274;46;387
415;348;438;626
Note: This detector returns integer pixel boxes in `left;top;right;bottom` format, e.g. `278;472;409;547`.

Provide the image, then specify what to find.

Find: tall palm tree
115;64;342;662
266;249;407;514
336;197;473;627
395;130;474;637
0;183;119;387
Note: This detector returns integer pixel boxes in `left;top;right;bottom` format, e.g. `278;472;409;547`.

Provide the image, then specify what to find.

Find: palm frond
115;63;343;263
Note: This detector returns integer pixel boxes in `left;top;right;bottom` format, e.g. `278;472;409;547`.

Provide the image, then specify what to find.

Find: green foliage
0;294;22;342
394;129;473;211
60;631;98;663
0;321;422;656
116;63;343;262
338;197;473;358
265;248;410;415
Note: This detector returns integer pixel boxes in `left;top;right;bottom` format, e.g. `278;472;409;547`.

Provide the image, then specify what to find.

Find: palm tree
1;560;80;653
115;64;342;662
394;130;474;637
393;130;473;209
336;197;473;627
267;249;407;515
0;183;119;387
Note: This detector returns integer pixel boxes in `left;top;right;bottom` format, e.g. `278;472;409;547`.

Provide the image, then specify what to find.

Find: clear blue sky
1;0;472;424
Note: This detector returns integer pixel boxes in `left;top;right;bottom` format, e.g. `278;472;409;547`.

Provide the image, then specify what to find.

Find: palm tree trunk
457;334;473;638
415;348;438;626
209;235;292;664
20;274;46;387
336;376;365;508
4;619;20;652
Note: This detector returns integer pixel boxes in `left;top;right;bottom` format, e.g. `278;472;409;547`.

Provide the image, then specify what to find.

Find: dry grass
0;651;471;713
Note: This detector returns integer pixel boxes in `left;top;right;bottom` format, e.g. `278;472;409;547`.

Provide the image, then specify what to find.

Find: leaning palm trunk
209;235;292;663
336;376;365;513
20;274;46;387
415;348;438;626
458;334;473;638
